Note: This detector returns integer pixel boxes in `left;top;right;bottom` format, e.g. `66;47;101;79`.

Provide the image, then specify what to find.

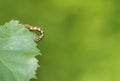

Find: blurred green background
0;0;120;81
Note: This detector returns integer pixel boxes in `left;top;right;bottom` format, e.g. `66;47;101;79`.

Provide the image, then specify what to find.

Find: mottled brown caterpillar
25;24;44;42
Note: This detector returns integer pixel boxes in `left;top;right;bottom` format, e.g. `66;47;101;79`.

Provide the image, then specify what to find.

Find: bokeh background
0;0;120;81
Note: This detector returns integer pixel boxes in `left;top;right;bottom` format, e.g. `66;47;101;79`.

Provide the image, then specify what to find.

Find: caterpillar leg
25;24;44;42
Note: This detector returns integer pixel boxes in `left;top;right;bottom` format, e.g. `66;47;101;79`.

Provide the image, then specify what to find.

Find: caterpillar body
25;24;44;42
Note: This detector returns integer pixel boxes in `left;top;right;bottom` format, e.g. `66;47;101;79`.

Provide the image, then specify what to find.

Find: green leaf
0;20;40;81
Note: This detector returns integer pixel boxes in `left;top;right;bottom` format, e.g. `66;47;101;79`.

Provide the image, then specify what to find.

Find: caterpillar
25;24;44;42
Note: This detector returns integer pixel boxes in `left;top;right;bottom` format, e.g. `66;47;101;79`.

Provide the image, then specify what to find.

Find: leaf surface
0;20;40;81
